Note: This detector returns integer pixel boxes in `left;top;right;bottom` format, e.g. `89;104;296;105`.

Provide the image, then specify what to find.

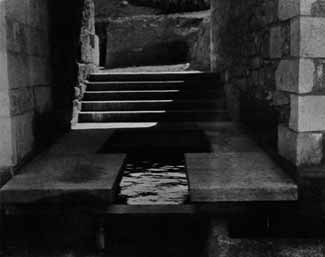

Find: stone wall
0;0;98;178
0;0;52;179
72;0;99;126
211;0;325;167
190;15;210;70
50;0;98;128
100;13;206;68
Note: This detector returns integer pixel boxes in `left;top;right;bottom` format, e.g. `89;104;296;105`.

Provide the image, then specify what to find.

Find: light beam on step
72;122;159;130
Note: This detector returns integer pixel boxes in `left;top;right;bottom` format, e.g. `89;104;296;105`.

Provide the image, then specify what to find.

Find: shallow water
118;153;189;205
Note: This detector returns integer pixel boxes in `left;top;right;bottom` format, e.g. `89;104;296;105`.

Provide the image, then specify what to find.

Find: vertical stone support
72;0;98;127
210;0;230;72
0;0;14;175
276;1;325;166
213;0;325;167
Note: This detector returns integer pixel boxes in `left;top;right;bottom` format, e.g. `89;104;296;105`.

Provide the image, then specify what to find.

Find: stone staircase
73;72;229;128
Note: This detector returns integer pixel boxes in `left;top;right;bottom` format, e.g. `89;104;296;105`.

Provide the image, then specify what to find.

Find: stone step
0;154;126;204
186;153;298;202
78;110;230;122
81;99;226;112
83;89;223;101
88;72;219;82
85;80;222;91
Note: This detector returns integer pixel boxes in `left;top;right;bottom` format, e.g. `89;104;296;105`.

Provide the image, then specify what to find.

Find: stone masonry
72;0;99;127
211;0;325;167
0;0;52;180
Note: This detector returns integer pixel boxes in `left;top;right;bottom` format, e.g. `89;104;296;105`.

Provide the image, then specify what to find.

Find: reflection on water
118;153;188;205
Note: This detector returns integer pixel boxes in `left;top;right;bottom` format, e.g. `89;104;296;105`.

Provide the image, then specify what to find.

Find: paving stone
0;153;126;204
48;129;114;155
186;152;297;202
209;136;261;153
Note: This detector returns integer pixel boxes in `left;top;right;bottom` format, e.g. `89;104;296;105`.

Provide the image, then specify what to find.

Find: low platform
187;122;298;202
0;122;298;206
187;152;298;202
0;153;126;204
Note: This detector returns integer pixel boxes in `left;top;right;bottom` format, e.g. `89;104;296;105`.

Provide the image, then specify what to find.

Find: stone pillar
276;0;325;166
73;0;97;127
210;0;230;72
0;0;14;174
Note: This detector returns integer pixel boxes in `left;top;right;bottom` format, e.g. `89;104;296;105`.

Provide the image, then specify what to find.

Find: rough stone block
0;117;13;167
0;5;6;51
0;90;10;117
270;25;283;58
6;19;27;53
11;112;35;164
10;87;34;115
33;86;52;114
26;27;42;56
0;51;9;90
7;51;29;89
276;59;315;93
278;124;323;166
94;34;100;66
5;0;27;24
291;17;325;58
26;0;47;28
78;63;96;83
278;0;314;20
80;32;95;64
28;56;51;86
290;95;325;132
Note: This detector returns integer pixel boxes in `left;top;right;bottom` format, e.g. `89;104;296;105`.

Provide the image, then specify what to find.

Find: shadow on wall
106;41;190;68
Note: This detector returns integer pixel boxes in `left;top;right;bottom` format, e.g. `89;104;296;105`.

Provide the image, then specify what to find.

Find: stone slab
0;153;126;204
291;17;325;58
290;95;325;132
276;59;315;94
186;153;297;202
278;0;314;20
48;129;114;155
278;124;323;166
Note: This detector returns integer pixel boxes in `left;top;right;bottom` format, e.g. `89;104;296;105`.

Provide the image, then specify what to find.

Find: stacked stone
0;0;52;168
73;0;100;126
218;0;325;167
276;0;325;166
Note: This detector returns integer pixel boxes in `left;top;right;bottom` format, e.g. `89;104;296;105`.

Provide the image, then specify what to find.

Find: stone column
0;0;14;175
210;0;230;72
276;0;325;166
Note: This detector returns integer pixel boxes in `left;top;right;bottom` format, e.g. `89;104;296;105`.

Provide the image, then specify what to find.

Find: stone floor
0;121;309;257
